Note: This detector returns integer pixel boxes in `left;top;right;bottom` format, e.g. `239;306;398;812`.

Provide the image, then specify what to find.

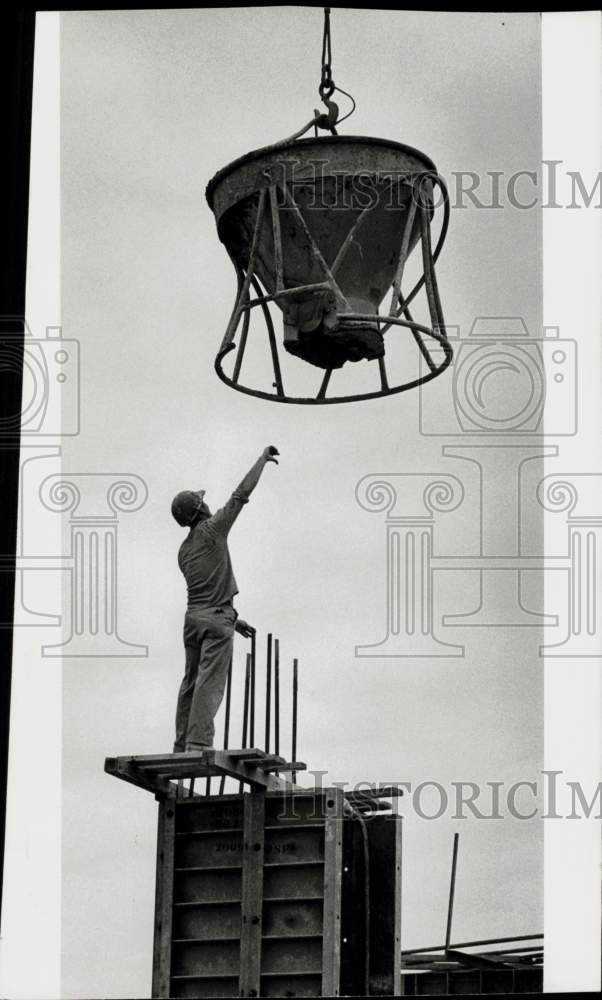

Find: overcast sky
60;8;542;997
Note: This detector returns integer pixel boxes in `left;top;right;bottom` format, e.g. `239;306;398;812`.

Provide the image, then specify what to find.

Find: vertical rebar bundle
193;628;300;798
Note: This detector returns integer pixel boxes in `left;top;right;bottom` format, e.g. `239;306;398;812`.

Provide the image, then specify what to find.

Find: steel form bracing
401;934;544;996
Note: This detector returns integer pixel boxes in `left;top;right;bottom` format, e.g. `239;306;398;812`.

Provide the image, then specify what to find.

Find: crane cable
319;7;356;127
278;7;356;145
319;6;334;99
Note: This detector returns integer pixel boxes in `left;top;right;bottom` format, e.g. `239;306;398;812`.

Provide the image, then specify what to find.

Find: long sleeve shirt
177;489;249;610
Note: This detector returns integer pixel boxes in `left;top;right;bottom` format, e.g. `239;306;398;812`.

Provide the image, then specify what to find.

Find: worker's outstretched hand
235;618;255;638
263;445;280;464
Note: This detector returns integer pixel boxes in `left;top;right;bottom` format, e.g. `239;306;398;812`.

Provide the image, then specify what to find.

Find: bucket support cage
207;137;453;405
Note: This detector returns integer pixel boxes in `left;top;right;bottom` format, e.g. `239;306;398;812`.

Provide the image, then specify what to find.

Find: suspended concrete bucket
206;135;452;404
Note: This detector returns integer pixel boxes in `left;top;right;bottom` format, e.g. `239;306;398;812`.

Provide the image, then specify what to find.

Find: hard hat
171;489;206;527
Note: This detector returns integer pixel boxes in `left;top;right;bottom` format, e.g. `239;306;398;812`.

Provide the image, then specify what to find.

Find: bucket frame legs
214;173;453;404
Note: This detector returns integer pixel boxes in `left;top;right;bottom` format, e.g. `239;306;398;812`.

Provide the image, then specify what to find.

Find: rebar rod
239;653;251;794
274;639;280;757
219;652;233;795
242;653;251;748
445;833;459;952
265;633;272;753
292;657;298;783
250;630;256;747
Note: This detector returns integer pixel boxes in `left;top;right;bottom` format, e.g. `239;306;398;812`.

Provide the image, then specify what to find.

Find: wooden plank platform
105;749;307;797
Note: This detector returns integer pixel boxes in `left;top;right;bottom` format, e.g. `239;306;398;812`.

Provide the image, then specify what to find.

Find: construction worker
171;446;279;753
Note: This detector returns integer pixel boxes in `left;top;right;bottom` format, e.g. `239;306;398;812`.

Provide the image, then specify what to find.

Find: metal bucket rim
205;134;438;210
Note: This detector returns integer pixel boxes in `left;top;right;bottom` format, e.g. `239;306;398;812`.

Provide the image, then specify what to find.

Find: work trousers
173;604;236;752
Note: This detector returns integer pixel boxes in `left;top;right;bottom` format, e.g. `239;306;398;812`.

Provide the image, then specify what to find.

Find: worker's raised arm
235;446;279;500
209;446;279;536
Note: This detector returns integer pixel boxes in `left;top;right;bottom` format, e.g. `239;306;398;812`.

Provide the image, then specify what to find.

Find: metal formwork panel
153;788;346;999
239;790;265;995
321;790;344;996
152;792;176;999
366;815;402;995
169;796;244;999
340;812;402;997
262;787;343;998
152;788;402;998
